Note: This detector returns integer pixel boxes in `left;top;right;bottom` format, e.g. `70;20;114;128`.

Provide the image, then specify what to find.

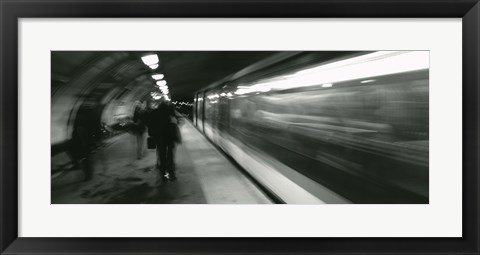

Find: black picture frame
1;0;479;254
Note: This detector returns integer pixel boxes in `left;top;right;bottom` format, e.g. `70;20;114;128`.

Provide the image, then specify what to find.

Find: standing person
132;101;148;159
72;105;102;181
147;96;180;182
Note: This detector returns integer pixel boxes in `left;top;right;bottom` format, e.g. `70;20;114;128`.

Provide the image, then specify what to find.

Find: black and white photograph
3;0;479;253
51;51;429;204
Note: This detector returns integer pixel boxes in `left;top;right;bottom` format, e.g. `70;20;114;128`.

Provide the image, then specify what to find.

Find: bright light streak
207;94;220;100
220;93;227;97
321;83;333;88
141;54;159;66
156;80;167;86
234;85;270;95
238;51;429;92
149;64;159;69
234;89;249;95
152;74;164;80
361;79;376;84
258;87;271;92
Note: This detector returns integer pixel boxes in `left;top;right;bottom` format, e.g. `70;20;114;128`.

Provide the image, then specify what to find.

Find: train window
204;90;219;139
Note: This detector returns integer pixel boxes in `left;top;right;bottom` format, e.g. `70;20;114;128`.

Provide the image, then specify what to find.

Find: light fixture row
141;54;170;95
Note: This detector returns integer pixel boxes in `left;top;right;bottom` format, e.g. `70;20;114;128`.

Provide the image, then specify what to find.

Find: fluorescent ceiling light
151;91;162;100
149;64;159;69
152;74;164;80
141;54;159;66
156;80;167;86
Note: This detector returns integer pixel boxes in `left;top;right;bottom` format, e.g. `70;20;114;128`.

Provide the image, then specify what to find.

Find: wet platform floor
51;121;272;204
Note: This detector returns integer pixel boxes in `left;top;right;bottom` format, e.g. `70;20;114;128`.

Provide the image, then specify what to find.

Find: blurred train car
193;51;429;204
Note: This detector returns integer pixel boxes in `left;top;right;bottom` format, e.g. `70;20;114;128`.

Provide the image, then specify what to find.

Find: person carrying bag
146;97;180;182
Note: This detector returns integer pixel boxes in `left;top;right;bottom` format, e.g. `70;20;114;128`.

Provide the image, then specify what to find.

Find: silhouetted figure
147;97;180;182
72;125;94;181
132;101;148;159
71;105;102;181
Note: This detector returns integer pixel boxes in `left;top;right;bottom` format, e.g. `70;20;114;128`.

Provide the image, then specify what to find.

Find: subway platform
51;121;273;204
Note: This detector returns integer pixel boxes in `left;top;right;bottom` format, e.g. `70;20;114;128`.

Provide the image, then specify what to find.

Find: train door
197;91;205;133
193;94;198;126
203;90;216;140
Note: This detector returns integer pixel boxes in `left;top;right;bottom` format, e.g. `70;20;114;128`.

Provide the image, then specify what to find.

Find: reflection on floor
51;121;272;204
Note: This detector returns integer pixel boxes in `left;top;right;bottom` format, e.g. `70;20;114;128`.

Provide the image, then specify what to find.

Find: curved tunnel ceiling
51;51;276;145
52;51;276;99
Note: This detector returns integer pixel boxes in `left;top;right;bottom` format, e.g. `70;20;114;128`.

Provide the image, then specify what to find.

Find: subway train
193;51;429;204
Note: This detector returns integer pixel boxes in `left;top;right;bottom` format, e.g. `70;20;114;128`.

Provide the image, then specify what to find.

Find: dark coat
147;103;179;143
132;108;147;134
